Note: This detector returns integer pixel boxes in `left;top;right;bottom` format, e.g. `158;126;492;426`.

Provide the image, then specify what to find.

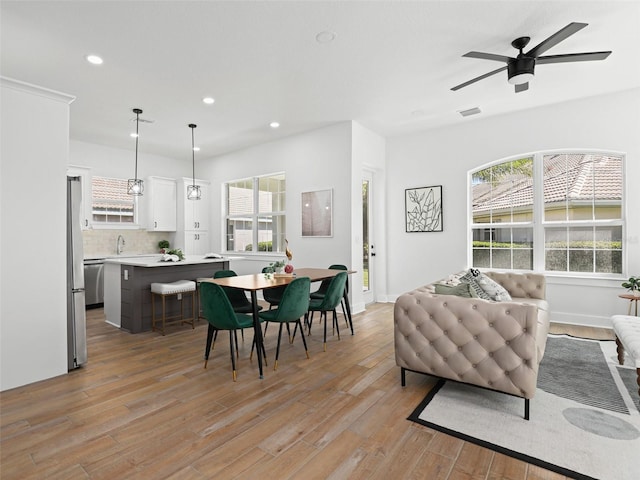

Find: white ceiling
2;1;639;160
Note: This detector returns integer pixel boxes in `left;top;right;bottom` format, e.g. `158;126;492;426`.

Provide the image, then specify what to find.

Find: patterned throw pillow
458;270;492;300
467;268;513;302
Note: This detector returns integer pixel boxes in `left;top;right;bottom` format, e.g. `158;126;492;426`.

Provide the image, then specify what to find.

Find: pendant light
187;123;201;200
127;108;144;196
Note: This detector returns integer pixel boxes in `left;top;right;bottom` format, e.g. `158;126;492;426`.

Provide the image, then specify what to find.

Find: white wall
70;139;188;180
1;78;75;391
201;121;389;313
200;122;355;281
386;88;640;327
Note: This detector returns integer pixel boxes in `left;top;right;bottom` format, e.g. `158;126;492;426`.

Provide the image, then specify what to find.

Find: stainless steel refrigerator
67;176;87;369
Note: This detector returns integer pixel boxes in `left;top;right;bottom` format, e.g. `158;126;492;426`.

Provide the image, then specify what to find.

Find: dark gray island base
104;256;229;333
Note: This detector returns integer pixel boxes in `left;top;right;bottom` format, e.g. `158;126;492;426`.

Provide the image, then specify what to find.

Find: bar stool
150;280;197;335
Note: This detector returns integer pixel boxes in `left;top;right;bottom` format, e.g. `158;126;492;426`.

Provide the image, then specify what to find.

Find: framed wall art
302;189;333;237
405;185;443;232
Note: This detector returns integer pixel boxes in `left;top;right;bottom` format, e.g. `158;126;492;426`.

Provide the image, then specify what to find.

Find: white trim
1;76;75;104
90;223;141;231
550;311;612;329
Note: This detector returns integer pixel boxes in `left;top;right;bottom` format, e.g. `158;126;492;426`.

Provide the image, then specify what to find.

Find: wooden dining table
202;267;354;378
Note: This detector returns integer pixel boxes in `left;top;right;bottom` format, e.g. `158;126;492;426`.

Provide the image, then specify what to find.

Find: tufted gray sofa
394;271;549;419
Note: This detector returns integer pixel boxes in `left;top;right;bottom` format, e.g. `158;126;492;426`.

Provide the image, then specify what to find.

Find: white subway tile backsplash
82;229;174;258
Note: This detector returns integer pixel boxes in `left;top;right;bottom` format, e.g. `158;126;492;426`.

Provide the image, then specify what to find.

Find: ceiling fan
451;22;611;93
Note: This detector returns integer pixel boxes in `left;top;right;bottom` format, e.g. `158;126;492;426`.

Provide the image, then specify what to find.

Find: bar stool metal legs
150;280;197;335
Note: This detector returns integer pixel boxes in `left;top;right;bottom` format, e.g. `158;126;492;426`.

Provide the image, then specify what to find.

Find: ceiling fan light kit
452;22;612;93
507;57;535;85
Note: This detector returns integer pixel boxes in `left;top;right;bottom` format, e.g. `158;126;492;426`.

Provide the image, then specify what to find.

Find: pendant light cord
191;126;195;185
189;123;197;185
135;110;140;180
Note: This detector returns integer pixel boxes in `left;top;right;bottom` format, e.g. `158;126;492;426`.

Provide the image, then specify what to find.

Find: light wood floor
1;303;613;479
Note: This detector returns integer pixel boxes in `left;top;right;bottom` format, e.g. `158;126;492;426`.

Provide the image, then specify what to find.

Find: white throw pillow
472;270;512;302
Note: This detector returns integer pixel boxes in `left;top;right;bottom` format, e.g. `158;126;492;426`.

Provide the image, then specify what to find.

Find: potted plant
165;248;185;261
263;260;286;278
622;276;640;297
158;240;170;254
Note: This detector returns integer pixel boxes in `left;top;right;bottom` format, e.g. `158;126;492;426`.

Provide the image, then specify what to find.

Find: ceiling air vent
458;107;481;117
130;116;155;123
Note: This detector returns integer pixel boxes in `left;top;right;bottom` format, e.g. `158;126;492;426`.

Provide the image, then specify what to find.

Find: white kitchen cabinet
67;165;92;230
145;176;177;231
177;178;211;254
182;179;210;231
183;231;209;255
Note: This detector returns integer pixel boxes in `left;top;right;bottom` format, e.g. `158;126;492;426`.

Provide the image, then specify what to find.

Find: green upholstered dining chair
200;281;256;381
309;264;350;332
261;267;287;309
307;272;348;352
258;277;311;370
211;269;263;352
213;270;263;314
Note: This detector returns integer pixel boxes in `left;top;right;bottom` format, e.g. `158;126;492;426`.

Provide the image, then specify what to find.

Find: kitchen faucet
116;235;125;255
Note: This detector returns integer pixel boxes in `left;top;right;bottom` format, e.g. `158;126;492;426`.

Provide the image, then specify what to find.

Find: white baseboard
351;301;366;315
549;311;612;329
378;294;398;303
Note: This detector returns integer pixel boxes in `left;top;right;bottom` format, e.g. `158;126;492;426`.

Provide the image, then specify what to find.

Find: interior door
362;170;375;305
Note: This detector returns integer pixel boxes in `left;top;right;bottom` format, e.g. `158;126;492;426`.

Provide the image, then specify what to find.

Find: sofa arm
485;272;546;300
394;290;541;398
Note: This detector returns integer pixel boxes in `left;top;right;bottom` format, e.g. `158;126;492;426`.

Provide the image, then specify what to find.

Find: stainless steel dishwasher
84;259;104;307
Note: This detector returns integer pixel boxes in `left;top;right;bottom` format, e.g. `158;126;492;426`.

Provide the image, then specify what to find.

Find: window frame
468;150;626;278
224;172;286;254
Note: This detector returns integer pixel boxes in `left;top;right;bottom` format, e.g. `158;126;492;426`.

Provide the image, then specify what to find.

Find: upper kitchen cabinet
177;178;211;254
67;165;92;230
145;176;177;231
179;178;210;231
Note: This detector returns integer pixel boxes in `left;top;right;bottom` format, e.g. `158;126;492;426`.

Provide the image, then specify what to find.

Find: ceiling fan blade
515;82;529;93
463;51;512;63
536;51;612;64
526;22;588;58
451;65;507;91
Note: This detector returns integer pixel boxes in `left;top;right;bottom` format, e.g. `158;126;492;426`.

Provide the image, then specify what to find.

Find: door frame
362;169;375;305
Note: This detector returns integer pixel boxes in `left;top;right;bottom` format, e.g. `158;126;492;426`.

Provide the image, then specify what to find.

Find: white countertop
84;253;159;261
103;255;231;267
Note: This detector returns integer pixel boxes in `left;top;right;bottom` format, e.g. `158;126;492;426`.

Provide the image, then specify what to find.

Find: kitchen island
104;255;229;333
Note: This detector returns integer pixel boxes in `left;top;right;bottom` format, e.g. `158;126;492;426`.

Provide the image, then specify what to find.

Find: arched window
470;152;624;275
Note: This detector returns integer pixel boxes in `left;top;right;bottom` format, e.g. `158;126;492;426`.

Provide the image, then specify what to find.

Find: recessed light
316;31;336;44
202;97;215;105
270;122;280;128
193;147;200;152
86;54;103;65
130;133;138;138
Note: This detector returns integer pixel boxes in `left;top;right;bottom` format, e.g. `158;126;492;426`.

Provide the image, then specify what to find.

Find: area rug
407;335;640;480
